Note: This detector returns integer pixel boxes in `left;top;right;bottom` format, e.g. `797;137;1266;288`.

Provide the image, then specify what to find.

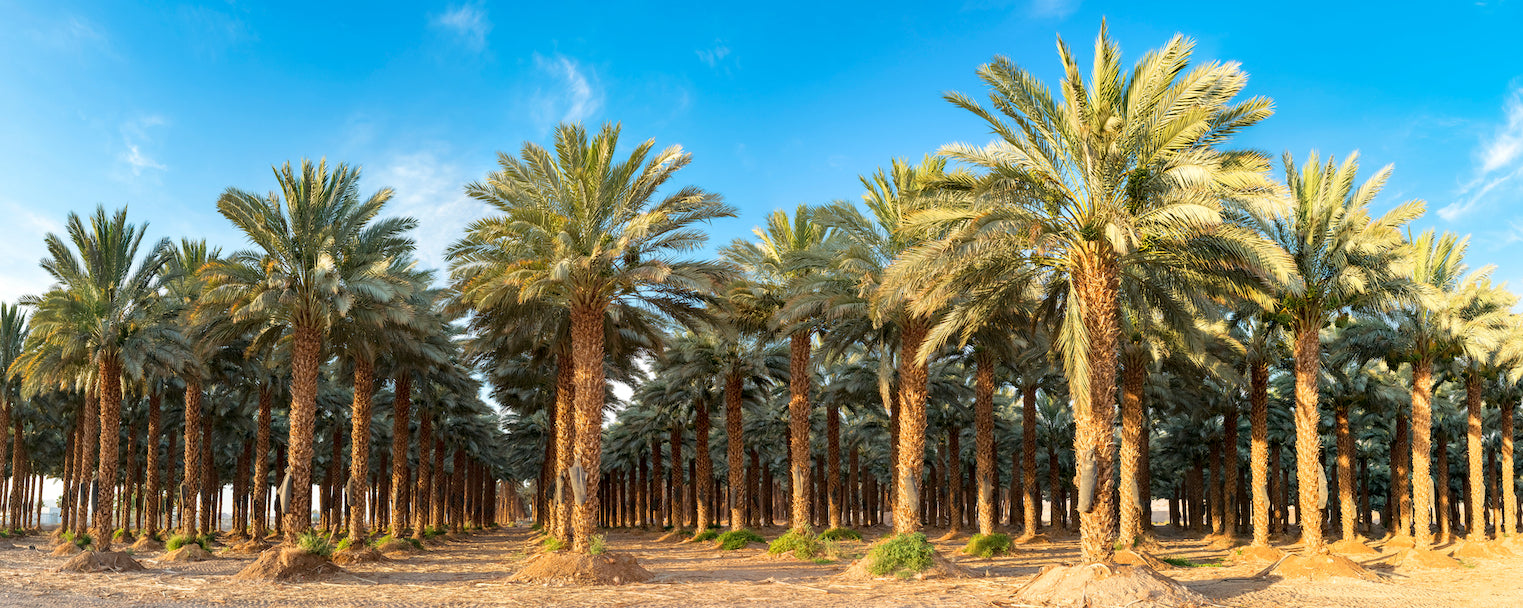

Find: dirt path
0;527;1516;607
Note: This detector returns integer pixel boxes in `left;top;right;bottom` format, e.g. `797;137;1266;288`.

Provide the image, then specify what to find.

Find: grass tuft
67;531;93;550
819;527;863;542
691;529;719;542
541;536;567;552
297;531;333;557
715;529;766;550
1160;557;1222;568
589;534;607;556
767;529;822;560
962;533;1012;558
866;532;934;579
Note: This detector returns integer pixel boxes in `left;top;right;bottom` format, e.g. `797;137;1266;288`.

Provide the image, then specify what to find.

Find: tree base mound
931;530;965;543
129;537;164;553
1113;549;1169;569
1329;538;1379;555
506;551;652;585
58;551;145;573
1014;533;1051;545
1385;534;1415;550
840;548;970;581
1232;544;1284;563
1391;548;1462;569
232;547;343;582
1453;541;1498;560
1013;562;1207;608
227;539;272;555
1205;535;1241;551
655;531;683;542
333;546;386;565
1269;553;1378;581
162;544;214;562
51;543;82;557
375;539;421;554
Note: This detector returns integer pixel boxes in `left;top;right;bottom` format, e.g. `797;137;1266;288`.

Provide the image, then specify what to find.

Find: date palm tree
206;159;416;544
1252;151;1422;553
0;304;28;531
912;25;1289;562
448;122;733;553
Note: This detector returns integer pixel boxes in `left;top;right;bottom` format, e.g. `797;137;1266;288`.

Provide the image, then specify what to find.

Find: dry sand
0;525;1504;607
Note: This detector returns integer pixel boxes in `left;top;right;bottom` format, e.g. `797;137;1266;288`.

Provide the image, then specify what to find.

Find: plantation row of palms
0;25;1517;586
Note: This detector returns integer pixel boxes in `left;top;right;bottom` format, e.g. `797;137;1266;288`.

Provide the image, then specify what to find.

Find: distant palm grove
2;26;1518;581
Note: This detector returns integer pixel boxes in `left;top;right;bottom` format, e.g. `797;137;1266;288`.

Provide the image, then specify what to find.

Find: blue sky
2;0;1522;303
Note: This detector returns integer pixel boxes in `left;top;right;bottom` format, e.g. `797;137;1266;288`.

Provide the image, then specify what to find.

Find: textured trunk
201;410;214;535
725;371;745;531
412;408;433;539
1223;404;1237;537
349;357;375;541
1249;360;1270;546
1072;255;1120;562
554;351;575;542
0;401;7;530
1022;384;1039;537
431;439;446;528
1466;374;1486;541
253;384;272;538
695;396;712;535
1336;406;1357;542
145;392;162;538
181;378;204;538
787;331;813;533
948;429;962;533
570;302;607;552
894;318;930;534
1048;444;1062;531
1437;431;1451;541
1502;400;1516;538
1393;415;1411;537
974;349;996;536
1410;360;1435;548
1291;322;1326;552
283;323;323;544
95;359;123;551
391;372;413;537
827;400;842;530
1118;354;1145;546
76;392;98;535
652;437;665;528
669;423;682;528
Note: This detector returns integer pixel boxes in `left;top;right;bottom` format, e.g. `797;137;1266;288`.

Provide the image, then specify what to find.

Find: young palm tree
207;159;416;544
1452;288;1521;545
915;26;1288;562
0;304;28;531
449;122;733;553
1253;151;1422;553
22;207;170;553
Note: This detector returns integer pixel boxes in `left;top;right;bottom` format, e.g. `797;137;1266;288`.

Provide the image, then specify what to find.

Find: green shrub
866;533;934;579
541;536;567;552
1160;557;1222;568
691;529;719;542
112;528;127;540
715;529;766;550
335;537;356;552
297;531;333;557
767;530;822;560
962;533;1012;559
69;532;93;550
589;534;607;556
167;533;210;551
819;527;862;542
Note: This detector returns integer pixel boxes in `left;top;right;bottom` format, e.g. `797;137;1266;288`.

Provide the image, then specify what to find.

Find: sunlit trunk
181;377;203;538
1466;373;1486;541
1071;255;1120;562
145;392;162;538
1335;405;1357;543
1249;359;1270;547
1502;400;1516;538
283;323;323;544
94;357;123;551
554;352;575;542
1118;353;1145;546
787;331;813;532
1290;321;1325;552
412;408;433;539
725;371;745;531
569;302;607;552
974;348;996;536
348;357;375;541
893;318;930;535
1410;359;1435;548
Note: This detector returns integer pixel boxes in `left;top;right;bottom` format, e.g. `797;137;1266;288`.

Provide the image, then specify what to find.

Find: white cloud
1029;0;1080;18
118;115;168;177
372;152;487;275
0;200;63;304
122;144;165;175
531;54;603;129
433;3;491;52
1440;85;1523;221
696;42;730;68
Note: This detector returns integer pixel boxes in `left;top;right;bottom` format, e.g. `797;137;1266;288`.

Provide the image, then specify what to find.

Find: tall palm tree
0;304;28;531
916;26;1288;562
1253;151;1422;553
448;122;733;553
22;206;170;553
1453;288;1521;545
206;159;416;544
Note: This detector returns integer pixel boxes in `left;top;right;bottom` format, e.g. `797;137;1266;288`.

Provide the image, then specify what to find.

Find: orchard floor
0;525;1512;607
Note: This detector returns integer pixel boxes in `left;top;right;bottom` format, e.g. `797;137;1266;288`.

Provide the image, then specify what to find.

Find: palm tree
207;159;415;544
448;122;733;553
22;206;170;553
1253;151;1422;553
0;304;28;531
1453;289;1521;545
917;25;1287;562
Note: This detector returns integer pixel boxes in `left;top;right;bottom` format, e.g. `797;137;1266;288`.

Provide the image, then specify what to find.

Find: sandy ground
0;525;1510;607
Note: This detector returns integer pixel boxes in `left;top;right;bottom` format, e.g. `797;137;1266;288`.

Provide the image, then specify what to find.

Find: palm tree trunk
974;349;996;536
725;371;745;531
1502;400;1516;538
253;384;271;539
1048;443;1061;531
569;303;607;553
669;423;682;529
283;323;323;544
1335;406;1357;543
0;401;8;531
1466;373;1486;541
348;357;375;541
182;378;204;538
1021;384;1039;537
412;408;433;539
694;396;712;535
1410;359;1435;548
827;400;842;530
1249;359;1270;547
787;331;813;533
94;358;124;551
1392;415;1411;538
144;392;161;538
77;390;98;536
554;351;575;543
1119;355;1145;546
391;372;413;537
1290;322;1326;552
894;318;930;535
1073;257;1120;562
1437;431;1451;541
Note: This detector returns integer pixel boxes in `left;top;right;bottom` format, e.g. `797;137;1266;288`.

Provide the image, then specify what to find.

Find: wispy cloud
118;115;168;177
1029;0;1080;18
372;152;487;273
531;54;602;129
433;3;492;52
1440;84;1523;221
696;42;731;68
0;199;63;303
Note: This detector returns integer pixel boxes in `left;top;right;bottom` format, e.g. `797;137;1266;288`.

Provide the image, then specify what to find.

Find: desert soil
0;526;1510;607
